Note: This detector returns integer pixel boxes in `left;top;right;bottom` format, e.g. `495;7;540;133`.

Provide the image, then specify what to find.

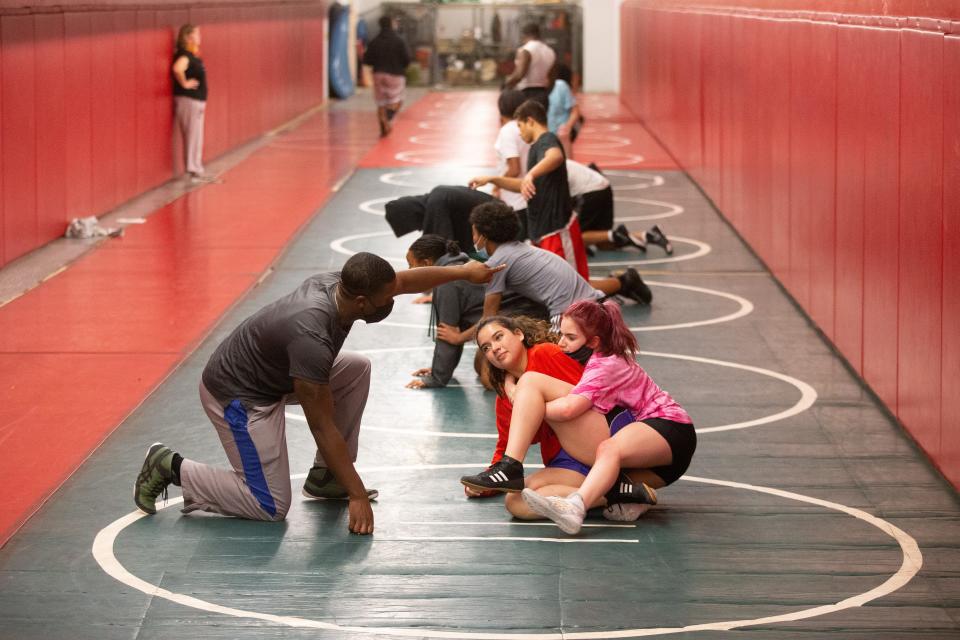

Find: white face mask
474;237;489;260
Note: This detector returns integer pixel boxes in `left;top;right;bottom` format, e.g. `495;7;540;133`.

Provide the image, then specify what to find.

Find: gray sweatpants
180;351;371;521
174;95;205;175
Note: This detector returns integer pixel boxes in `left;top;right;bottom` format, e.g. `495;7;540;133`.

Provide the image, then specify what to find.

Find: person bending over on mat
385;186;496;266
435;201;651;348
567;160;674;256
133;252;504;535
403;235;548;389
462;299;697;532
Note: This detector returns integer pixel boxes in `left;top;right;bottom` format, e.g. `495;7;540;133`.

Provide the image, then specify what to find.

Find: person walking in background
504;23;556;112
172;24;213;183
548;64;582;158
363;15;411;137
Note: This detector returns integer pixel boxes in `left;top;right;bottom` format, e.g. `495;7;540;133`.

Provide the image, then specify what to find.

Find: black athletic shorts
576;186;614;232
610;411;697;486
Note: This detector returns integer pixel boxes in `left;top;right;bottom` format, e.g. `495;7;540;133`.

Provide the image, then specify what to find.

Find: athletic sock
607;230;615;242
171;453;183;486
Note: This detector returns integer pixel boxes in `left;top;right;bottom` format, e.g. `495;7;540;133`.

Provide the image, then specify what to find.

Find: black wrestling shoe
617;267;653;305
460;455;524;493
646;225;673;255
611;224;647;251
605;472;658;506
587;162;604;175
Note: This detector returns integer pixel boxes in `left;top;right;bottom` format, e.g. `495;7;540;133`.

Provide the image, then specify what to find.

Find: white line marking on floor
613;198;684;221
397;521;635;529
286;346;810;434
377;536;637;544
93;467;922;639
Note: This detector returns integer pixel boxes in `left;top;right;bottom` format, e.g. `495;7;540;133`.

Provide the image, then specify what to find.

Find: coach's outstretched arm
392;260;505;295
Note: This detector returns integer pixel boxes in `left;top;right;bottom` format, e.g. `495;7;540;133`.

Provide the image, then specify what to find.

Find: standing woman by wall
172;24;214;182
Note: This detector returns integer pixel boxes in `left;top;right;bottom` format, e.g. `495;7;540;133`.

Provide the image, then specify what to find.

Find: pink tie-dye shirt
570;353;691;424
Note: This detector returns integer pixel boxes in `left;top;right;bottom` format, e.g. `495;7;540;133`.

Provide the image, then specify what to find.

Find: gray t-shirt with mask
485;241;602;317
202;272;349;407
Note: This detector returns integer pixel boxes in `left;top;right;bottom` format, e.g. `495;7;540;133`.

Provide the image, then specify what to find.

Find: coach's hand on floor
348;496;374;535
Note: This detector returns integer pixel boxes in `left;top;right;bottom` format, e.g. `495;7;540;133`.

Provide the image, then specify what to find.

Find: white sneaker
522;489;586;534
603;502;651;522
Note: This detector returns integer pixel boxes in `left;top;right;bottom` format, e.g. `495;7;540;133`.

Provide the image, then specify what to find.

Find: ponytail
562;298;638;361
408;234;461;263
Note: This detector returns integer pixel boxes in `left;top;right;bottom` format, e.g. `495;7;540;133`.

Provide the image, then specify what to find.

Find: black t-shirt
202;273;349;406
362;29;411;76
525;132;571;242
172;49;207;101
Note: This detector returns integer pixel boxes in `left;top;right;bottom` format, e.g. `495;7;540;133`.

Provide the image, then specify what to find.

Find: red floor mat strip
0;107;381;547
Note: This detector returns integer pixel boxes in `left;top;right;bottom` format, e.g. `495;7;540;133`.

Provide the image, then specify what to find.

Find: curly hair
469;201;521;244
475;315;557;398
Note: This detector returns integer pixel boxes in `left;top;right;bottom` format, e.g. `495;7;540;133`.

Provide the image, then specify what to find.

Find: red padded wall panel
833;24;868;374
761;17;792;280
786;20;814;305
0;22;4;267
861;27;901;414
114;11;138;205
942;35;960;488
134;10;166;194
191;8;225;159
699;13;723;210
33;14;67;243
897;29;944;459
89;13;118;214
64;13;93;222
805;22;838;338
1;16;38;264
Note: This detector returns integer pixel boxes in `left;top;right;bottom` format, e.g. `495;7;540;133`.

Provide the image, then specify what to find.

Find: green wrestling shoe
302;466;379;501
134;443;175;515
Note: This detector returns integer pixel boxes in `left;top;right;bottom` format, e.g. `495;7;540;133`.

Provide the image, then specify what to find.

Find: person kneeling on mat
134;252;504;534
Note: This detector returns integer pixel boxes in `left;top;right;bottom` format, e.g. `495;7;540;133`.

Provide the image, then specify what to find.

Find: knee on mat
504;493;525;517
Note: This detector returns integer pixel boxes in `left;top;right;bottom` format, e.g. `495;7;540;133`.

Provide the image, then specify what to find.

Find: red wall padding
622;2;960;489
0;2;327;267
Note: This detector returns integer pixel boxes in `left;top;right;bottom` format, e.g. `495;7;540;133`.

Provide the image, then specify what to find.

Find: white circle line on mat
359;197;391;216
329;231;711;267
360;281;752;334
306;345;812;434
613;198;684;222
93;467;921;639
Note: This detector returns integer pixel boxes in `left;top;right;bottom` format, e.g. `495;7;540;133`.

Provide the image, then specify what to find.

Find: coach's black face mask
565;345;593;366
363;299;394;324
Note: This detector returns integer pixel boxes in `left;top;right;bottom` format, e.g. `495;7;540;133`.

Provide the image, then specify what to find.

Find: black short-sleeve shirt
202;272;349;407
525;132;571;242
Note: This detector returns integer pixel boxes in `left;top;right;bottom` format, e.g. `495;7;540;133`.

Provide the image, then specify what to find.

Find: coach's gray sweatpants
180;351;371;521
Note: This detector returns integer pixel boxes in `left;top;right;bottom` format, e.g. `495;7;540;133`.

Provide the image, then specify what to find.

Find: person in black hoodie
385;186;496;256
404;235;548;389
362;15;412;136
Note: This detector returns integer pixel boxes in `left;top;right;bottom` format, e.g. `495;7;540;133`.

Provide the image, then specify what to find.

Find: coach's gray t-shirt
202;272;348;407
486;241;602;317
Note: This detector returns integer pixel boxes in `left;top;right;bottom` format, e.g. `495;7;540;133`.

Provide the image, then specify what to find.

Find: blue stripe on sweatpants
224;399;277;517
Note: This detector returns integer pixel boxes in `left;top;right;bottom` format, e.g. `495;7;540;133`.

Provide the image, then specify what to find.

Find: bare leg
589;275;622;296
503;372;609;465
505;468;586;519
575;422;672;507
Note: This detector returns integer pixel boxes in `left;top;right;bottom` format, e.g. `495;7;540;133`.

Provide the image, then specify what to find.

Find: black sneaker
460;455;524;493
302;466;379;501
585;245;596;257
611;224;646;251
617;267;653;305
605;472;658;506
646;225;673;255
587;162;604;176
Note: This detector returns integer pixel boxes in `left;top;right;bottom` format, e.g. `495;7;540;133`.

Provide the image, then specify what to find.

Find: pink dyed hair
562;299;638;361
